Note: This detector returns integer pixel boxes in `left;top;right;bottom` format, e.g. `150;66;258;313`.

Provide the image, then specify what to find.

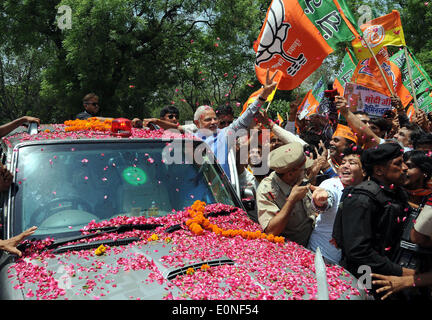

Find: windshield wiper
51;237;142;254
45;223;163;251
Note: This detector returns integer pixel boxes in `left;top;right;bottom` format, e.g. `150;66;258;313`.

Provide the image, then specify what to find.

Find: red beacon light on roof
111;118;132;137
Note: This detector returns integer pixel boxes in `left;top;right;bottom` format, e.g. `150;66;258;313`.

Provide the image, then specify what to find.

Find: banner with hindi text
343;82;392;117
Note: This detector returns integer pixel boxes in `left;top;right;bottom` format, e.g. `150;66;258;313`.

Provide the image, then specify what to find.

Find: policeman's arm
271;123;307;146
264;185;309;236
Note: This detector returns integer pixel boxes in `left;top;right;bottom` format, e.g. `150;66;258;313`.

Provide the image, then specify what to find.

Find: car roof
1;124;199;150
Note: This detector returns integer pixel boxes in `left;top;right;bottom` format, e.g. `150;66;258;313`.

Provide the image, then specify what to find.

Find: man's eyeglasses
85;102;99;107
166;114;178;119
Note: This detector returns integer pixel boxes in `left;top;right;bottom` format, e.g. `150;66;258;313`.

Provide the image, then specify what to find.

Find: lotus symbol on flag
361;24;385;48
255;0;307;76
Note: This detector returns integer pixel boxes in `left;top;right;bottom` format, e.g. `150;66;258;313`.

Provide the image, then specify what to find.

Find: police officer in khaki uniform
256;142;315;247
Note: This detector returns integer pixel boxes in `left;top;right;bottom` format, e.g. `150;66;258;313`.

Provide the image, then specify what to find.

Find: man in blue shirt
193;69;279;180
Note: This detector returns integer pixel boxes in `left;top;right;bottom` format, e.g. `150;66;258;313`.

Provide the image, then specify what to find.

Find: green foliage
400;0;432;76
0;0;268;122
0;0;272;124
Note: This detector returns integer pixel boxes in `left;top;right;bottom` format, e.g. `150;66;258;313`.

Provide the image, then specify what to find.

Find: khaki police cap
269;142;314;174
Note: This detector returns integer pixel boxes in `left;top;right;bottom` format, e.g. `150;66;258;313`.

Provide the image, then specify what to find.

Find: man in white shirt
308;146;365;264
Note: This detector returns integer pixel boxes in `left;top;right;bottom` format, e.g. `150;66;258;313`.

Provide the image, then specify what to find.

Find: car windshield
12;140;238;239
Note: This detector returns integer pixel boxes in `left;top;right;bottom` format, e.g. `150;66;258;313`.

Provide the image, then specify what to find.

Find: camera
324;88;339;102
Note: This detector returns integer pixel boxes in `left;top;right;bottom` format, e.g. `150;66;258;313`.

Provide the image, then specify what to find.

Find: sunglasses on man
165;114;178;119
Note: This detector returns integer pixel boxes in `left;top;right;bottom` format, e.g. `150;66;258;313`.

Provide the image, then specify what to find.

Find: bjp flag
297;90;320;118
351;10;406;61
254;0;360;90
296;76;326;122
352;47;412;107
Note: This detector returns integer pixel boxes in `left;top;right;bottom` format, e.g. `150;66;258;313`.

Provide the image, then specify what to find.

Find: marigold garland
200;264;210;272
64;117;112;132
94;244;106;256
148;234;159;242
186;267;195;275
186;200;285;244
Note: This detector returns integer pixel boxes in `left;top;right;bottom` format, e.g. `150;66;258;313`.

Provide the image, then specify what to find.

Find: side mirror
28;122;38;135
241;188;256;212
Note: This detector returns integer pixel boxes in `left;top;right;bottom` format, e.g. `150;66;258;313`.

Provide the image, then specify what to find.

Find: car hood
1;204;365;300
2;238;363;300
3;240;231;300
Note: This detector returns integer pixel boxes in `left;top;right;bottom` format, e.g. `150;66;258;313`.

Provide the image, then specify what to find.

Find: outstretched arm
254;109;307;146
0;116;40;138
0;226;37;257
372;272;432;300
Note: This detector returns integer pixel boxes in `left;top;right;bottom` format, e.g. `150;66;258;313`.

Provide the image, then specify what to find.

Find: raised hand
260;69;280;101
335;96;349;114
0;226;37;257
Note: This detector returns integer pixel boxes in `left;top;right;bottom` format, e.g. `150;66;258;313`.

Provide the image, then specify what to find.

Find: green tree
44;0;272;122
0;0;272;123
399;0;432;76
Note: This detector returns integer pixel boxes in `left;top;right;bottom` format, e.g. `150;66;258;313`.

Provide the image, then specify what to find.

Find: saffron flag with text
351;47;412;107
351;10;406;61
254;0;360;90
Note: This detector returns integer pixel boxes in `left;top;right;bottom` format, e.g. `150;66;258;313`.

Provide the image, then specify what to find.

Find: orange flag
352;48;412;107
297;89;320;119
241;88;262;115
352;10;406;61
406;104;416;121
254;0;359;90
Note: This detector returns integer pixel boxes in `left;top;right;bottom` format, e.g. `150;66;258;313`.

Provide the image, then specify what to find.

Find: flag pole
265;84;279;112
403;46;420;112
362;38;395;96
265;100;272;113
